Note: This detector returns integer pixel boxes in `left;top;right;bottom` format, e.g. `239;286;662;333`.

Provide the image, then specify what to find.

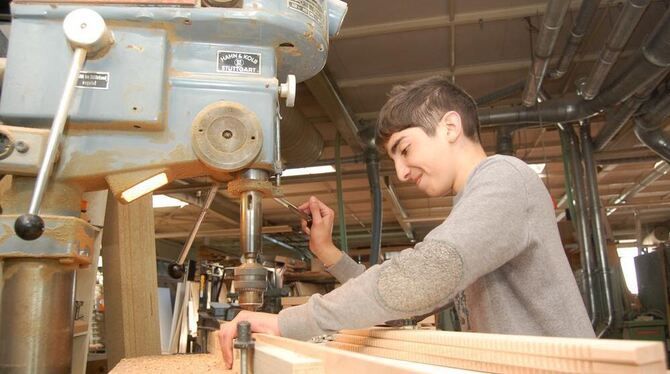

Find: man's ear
439;111;463;143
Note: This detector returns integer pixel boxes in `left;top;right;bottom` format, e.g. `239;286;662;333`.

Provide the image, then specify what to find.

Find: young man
218;76;595;368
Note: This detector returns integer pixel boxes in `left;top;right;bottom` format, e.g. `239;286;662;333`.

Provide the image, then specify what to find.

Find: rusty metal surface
0;258;77;373
0;215;98;265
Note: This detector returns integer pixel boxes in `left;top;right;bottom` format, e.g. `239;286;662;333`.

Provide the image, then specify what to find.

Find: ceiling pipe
359;123;383;266
593;70;667;151
495;126;515;155
635;89;670;162
582;0;651;100
561;124;598;326
478;5;670;126
607;161;670;215
579;121;614;337
521;0;571;107
548;0;602;80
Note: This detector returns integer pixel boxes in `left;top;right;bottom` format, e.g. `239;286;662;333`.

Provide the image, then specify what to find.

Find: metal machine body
0;0;346;372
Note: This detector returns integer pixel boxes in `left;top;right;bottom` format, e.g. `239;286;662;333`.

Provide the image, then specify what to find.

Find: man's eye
401;146;409;156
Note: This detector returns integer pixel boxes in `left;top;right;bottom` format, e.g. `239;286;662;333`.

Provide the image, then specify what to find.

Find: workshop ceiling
155;0;670;262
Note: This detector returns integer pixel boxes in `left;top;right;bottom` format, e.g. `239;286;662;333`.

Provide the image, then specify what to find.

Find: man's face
385;125;456;197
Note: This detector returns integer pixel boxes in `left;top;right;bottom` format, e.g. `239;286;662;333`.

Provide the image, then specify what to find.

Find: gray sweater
278;155;595;340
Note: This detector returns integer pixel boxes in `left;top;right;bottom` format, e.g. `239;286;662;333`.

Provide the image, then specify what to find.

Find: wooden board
255;343;324;374
328;337;666;374
339;328;666;366
327;342;665;374
102;194;162;369
254;334;471;374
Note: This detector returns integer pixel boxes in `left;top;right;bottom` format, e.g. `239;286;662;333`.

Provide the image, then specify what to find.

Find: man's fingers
297;201;310;214
301;219;311;235
308;196;322;224
221;323;237;369
314;197;334;219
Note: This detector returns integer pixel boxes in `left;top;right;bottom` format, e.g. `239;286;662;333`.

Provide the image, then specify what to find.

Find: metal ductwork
279;103;324;167
359;123;382;266
560;125;598;325
496;127;515;155
521;0;570;107
593;71;667;151
579;122;614;337
548;0;601;80
635;89;670;162
582;0;651;100
479;5;670;126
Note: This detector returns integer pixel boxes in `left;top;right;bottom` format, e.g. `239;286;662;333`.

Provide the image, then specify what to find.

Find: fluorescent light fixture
282;165;335;177
120;172;169;203
618;239;637;244
153;194;188;208
527;163;546;174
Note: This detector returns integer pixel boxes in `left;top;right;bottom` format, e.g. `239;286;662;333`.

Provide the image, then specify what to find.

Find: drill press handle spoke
14;8;114;241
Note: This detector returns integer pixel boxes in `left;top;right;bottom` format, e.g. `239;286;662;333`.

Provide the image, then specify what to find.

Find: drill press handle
14;9;114;240
168;184;220;279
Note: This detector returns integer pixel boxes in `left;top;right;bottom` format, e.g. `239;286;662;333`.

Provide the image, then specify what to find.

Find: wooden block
102;194;162;369
255;342;324;374
281;296;311;307
339;328;666;366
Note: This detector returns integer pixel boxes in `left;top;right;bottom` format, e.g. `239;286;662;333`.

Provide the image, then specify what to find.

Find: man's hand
218;311;280;369
298;196;342;266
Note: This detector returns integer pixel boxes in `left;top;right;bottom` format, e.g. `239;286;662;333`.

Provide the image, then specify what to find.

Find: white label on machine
76;71;110;90
217;51;262;75
288;0;324;25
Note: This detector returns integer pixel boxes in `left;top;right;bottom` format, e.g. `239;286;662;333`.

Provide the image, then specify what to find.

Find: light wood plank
254;334;470;374
339;328;666;366
255;343;324;374
330;335;666;374
103;194;162;369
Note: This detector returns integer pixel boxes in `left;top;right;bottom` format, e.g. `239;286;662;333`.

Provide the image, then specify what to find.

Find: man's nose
395;161;410;182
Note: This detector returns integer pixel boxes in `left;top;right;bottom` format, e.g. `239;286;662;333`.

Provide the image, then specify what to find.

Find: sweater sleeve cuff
277;300;325;341
326;254;366;283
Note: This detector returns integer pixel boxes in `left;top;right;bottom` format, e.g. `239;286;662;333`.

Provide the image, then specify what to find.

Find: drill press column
0;177;97;374
234;169;269;311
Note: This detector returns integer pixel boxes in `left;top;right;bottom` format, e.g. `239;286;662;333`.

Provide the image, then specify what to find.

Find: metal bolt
222;130;233;139
15;141;29;153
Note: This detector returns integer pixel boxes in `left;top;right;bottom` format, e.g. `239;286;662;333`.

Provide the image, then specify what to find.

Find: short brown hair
376;76;480;149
